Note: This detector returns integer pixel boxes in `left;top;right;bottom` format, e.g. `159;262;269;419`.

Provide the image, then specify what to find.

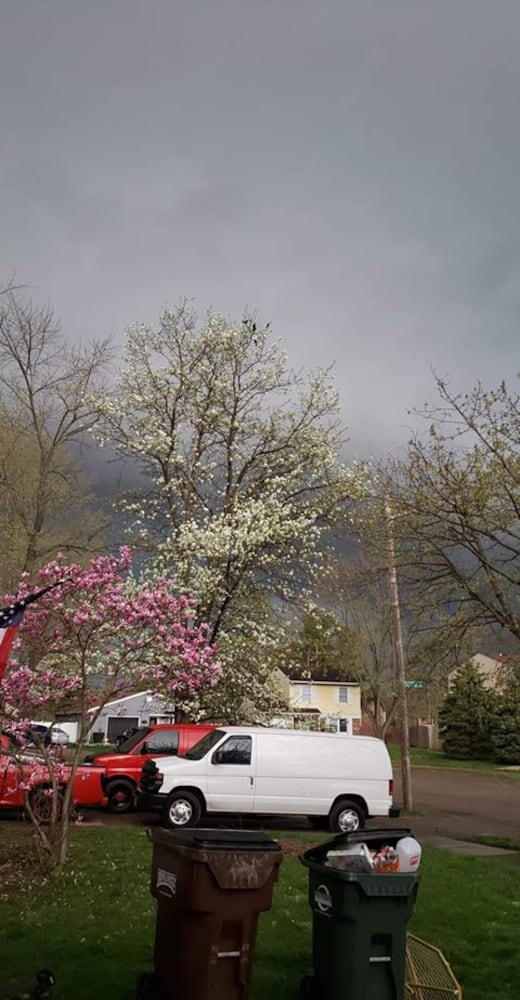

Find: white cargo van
139;727;398;832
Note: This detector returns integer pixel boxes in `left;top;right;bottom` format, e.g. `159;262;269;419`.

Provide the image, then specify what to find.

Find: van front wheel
164;791;202;829
329;799;365;834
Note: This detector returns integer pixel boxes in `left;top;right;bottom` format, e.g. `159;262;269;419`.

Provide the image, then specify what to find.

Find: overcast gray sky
2;0;520;456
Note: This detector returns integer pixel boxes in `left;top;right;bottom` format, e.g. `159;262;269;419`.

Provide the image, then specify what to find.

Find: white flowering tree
98;305;367;717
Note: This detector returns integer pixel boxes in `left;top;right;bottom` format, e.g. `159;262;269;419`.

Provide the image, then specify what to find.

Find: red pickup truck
85;723;214;813
0;733;107;821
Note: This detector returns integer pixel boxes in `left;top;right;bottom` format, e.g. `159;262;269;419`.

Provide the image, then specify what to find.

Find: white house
87;690;176;743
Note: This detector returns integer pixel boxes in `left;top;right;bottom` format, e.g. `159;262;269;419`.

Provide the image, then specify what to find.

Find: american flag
0;582;65;683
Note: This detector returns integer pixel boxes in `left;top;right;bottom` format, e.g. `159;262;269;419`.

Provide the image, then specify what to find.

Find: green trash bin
300;828;420;1000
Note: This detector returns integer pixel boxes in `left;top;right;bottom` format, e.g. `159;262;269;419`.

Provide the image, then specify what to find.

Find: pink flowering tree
0;547;219;871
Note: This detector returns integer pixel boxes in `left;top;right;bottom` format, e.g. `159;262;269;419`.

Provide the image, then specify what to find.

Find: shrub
492;677;520;764
439;663;497;759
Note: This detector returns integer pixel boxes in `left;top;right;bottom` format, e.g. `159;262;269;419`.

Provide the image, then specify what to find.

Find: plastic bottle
396;836;422;872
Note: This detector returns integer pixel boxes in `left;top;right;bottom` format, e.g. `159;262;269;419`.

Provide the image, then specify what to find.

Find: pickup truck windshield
184;730;225;760
117;727;151;754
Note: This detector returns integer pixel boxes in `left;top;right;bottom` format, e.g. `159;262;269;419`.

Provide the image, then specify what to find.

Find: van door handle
250;777;254;787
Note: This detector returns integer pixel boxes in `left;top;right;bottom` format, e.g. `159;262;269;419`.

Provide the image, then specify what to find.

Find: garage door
107;717;139;742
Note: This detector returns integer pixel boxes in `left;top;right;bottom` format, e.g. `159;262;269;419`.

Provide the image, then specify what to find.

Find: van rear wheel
329;799;365;834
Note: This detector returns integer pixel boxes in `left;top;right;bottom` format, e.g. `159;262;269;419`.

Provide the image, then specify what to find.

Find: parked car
0;733;107;821
26;723;70;747
84;723;215;813
138;727;398;832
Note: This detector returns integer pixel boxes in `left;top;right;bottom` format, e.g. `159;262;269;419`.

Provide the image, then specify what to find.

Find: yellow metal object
405;933;463;999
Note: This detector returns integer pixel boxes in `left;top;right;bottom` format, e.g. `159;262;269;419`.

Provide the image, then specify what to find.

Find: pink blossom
1;547;220;739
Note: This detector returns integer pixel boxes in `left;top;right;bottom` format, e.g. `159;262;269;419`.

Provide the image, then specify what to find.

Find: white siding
88;691;175;742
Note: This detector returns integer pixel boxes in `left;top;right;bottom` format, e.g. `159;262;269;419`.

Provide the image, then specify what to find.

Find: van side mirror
212;749;224;764
140;743;149;755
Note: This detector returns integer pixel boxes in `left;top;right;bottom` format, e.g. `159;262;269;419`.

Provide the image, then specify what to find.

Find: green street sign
405;680;424;689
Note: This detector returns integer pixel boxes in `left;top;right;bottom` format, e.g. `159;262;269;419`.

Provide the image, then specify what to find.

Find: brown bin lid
149;828;280;852
149;827;282;890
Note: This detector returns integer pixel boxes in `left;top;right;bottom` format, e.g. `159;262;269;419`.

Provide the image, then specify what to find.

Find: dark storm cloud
2;0;520;456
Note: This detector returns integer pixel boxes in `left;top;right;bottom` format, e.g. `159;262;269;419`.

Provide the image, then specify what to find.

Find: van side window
145;731;180;754
218;736;252;765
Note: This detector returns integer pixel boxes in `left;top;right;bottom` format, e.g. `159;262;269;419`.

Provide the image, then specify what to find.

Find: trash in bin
324;832;422;874
325;843;374;872
300;828;420;1000
140;827;283;1000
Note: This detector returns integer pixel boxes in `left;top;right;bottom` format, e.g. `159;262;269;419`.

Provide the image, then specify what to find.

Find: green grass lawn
389;744;520;777
0;825;519;999
465;835;520;853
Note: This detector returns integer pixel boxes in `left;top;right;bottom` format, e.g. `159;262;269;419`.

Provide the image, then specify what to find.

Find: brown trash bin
148;827;283;1000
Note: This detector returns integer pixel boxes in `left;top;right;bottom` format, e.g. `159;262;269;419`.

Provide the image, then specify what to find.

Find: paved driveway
387;767;520;841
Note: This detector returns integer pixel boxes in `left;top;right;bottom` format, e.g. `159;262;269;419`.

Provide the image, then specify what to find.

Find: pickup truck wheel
329;799;365;834
164;791;201;829
28;787;64;824
106;780;136;814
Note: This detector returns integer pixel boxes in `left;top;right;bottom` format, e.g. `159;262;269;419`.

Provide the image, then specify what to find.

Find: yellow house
470;653;512;690
273;668;362;735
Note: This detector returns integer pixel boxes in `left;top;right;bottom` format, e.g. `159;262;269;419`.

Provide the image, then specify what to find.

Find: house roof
55;681;151;716
471;652;520;671
473;652;507;664
86;689;152;714
280;666;360;685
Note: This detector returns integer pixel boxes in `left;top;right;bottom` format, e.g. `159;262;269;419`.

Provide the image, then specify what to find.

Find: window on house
337;685;351;704
299;684;312;703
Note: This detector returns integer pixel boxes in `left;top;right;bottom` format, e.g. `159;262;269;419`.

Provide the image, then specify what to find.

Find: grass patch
0;825;49;900
389;745;520;777
463;835;520;853
0;826;519;999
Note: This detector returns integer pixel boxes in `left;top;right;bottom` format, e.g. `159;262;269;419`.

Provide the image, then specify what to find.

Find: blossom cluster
1;547;219;730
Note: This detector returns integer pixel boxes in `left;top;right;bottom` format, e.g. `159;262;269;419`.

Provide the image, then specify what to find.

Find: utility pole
385;501;413;812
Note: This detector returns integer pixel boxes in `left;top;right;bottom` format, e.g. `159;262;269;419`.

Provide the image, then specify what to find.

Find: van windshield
184;730;225;760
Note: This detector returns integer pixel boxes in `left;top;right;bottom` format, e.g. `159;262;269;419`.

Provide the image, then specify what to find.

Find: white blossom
96;305;368;716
